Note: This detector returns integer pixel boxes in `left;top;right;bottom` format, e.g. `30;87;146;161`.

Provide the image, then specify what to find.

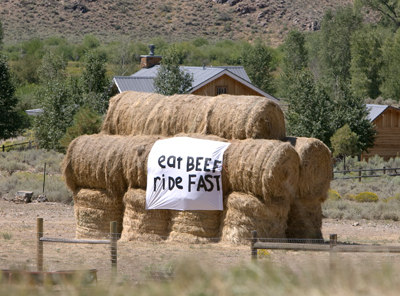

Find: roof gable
113;65;278;102
367;104;390;122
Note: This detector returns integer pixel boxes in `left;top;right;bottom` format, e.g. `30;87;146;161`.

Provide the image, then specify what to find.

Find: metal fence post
251;230;258;261
110;221;118;280
37;218;44;272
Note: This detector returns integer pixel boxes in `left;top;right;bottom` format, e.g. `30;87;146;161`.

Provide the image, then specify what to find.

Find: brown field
1;198;399;284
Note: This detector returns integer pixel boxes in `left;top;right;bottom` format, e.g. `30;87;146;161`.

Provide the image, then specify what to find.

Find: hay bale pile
64;91;332;242
101;92;286;140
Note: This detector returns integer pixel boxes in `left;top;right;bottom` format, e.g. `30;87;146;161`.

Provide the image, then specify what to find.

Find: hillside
0;0;367;46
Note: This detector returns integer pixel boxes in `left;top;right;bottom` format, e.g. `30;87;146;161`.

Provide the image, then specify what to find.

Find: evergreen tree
0;53;23;140
154;45;194;95
284;69;335;146
331;80;377;153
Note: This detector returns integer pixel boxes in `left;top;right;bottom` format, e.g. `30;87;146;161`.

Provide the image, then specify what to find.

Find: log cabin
111;45;278;103
362;104;400;160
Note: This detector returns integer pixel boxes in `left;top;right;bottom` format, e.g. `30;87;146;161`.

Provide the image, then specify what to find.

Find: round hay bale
73;188;123;239
286;137;332;202
62;134;128;198
121;135;164;190
121;188;171;241
101;91;286;140
168;210;222;242
285;137;332;239
224;139;300;205
205;94;286;140
221;192;288;243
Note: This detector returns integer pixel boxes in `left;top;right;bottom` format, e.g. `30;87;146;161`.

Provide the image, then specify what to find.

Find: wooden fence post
329;234;337;271
110;221;118;279
2;145;4;152
383;166;386;175
37;218;44;272
358;167;362;183
251;230;258;261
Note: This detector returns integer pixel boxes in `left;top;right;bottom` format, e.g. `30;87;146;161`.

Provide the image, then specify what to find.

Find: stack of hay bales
285;137;332;239
63;91;332;242
101;92;286;140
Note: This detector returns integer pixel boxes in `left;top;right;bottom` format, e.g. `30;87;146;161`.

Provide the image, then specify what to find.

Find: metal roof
25;109;44;116
366;104;389;122
113;76;154;93
113;65;279;102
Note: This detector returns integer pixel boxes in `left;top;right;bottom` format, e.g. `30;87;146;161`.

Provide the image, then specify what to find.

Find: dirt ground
0;199;399;283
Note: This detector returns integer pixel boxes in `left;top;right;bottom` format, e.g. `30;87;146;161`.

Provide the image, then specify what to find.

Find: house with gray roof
112;45;279;103
362;104;400;160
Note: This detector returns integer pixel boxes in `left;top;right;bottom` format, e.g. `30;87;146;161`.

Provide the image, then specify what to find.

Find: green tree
281;29;308;74
350;26;386;99
331;124;359;157
0;54;23;139
80;50;111;114
279;29;308;97
59;106;102;149
380;29;400;101
331;80;377;153
331;124;359;170
34;52;77;150
318;7;363;88
154;45;194;95
241;39;275;94
0;19;3;49
283;69;335;146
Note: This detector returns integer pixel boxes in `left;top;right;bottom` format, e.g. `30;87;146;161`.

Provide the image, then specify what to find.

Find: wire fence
2;219;400;285
1;140;37;152
333;167;400;181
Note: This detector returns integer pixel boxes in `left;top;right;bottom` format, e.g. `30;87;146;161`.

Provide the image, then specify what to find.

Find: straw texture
101;91;286;140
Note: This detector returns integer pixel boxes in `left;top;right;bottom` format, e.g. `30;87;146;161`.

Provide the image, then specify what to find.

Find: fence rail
333;166;400;181
250;231;400;269
2;140;37;152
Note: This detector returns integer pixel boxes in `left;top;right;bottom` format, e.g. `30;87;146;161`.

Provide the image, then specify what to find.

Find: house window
216;87;227;95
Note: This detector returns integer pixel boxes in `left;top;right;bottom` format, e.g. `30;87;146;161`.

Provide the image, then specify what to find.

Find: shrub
386;193;400;203
328;189;341;200
353;192;379;203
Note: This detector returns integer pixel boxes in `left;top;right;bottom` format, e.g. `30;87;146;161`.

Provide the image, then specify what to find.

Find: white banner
146;137;230;211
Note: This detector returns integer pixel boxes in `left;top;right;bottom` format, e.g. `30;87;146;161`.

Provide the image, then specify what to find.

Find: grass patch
2;232;12;240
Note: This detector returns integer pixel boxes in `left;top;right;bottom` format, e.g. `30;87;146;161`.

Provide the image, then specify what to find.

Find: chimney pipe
140;45;162;68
